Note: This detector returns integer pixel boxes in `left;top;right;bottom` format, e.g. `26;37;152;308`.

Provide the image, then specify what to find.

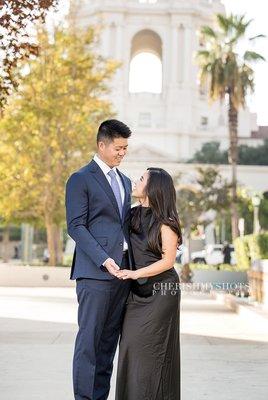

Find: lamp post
238;218;245;237
252;195;261;234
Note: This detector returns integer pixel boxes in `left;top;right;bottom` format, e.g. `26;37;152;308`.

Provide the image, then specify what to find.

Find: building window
139;0;158;3
129;29;162;94
129;52;162;93
139;112;151;127
201;116;208;129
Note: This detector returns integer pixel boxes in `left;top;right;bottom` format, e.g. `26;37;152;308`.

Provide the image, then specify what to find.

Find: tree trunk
45;215;62;266
2;225;10;263
228;97;239;240
54;226;63;266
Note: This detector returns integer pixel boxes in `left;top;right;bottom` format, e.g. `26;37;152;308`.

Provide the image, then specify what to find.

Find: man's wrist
102;258;110;268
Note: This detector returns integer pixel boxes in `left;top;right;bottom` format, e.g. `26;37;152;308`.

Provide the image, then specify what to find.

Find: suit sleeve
65;172;109;268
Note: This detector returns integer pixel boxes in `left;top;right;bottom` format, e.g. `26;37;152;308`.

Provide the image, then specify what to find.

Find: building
74;0;260;163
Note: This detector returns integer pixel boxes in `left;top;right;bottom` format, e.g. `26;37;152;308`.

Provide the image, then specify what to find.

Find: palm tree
196;13;265;240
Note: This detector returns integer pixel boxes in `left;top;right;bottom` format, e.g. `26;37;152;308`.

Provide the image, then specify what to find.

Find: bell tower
74;0;256;162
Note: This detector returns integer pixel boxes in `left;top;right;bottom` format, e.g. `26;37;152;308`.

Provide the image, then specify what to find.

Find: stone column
183;24;193;86
171;24;178;84
177;23;185;83
116;23;123;59
115;21;126;119
108;22;117;58
100;23;112;58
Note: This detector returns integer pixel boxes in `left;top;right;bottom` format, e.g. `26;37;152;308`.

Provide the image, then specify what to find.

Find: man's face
98;137;128;167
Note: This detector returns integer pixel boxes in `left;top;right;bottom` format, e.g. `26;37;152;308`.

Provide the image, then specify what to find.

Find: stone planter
261;260;268;308
0;263;74;287
248;259;268;308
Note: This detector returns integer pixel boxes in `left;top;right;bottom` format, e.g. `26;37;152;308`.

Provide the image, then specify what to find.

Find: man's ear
98;141;105;151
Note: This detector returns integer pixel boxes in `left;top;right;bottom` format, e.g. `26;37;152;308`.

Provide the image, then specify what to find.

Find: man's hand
116;269;139;280
103;258;120;277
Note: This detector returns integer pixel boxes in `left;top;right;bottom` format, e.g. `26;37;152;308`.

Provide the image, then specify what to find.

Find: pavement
0;287;267;400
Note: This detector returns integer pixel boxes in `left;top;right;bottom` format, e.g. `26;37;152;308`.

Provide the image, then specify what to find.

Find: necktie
108;169;123;217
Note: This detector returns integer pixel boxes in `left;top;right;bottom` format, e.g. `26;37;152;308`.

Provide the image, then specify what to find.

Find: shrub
176;263;240;271
234;232;268;270
233;236;250;270
257;232;268;258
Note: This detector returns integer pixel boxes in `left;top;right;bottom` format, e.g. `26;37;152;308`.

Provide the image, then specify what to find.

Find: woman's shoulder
130;204;140;220
161;223;176;234
130;204;141;215
160;218;176;229
160;222;181;247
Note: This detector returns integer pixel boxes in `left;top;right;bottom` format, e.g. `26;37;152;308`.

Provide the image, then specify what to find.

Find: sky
222;0;268;125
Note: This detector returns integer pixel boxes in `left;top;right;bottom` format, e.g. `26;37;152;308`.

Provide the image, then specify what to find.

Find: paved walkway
0;287;267;400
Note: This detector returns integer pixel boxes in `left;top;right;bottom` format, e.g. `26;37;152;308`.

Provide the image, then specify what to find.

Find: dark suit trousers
73;253;131;400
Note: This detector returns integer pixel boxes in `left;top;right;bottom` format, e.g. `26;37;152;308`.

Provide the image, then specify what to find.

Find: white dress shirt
93;154;128;251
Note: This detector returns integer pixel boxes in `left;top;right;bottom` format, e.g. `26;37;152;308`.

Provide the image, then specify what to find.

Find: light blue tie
108;169;123;217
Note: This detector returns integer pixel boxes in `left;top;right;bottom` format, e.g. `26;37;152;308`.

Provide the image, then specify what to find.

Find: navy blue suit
65;159;132;400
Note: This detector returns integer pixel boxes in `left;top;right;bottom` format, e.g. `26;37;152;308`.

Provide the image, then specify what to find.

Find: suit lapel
117;168;130;220
88;160;128;219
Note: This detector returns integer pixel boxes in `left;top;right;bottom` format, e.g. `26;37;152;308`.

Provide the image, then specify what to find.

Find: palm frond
216;14;230;34
236;14;252;32
196;12;265;108
200;26;217;39
249;34;266;41
243;51;266;62
196;50;211;61
230;14;252;42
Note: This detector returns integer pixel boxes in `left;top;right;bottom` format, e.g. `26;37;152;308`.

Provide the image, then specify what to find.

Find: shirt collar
93;154;117;176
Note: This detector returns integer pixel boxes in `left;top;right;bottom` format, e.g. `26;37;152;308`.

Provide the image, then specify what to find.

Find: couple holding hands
65;119;181;400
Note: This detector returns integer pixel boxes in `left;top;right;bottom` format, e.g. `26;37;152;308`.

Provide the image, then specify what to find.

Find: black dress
115;206;181;400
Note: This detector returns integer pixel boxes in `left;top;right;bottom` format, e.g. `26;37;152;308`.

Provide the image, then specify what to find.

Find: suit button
119;242;123;246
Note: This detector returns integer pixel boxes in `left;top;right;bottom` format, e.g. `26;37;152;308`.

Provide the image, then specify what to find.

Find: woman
115;167;182;400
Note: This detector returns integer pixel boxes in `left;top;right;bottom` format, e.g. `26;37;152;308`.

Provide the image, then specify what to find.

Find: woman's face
132;170;149;200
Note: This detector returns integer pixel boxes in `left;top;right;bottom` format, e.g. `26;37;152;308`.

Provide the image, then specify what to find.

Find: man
65;119;133;400
222;241;232;265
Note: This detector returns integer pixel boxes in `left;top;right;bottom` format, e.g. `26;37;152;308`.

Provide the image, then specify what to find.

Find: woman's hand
116;269;139;280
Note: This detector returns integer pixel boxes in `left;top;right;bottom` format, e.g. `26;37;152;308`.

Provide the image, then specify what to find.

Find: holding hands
116;269;139;280
103;258;139;280
103;258;120;277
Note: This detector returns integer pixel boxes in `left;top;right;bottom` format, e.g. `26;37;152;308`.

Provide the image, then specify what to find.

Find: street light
252;195;261;234
238;218;245;237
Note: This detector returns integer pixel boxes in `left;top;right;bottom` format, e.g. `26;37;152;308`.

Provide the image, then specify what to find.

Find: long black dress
115;206;181;400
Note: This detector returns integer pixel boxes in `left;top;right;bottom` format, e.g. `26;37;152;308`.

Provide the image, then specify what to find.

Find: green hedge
233;236;250;270
234;232;268;270
176;263;239;271
257;233;268;258
63;254;73;267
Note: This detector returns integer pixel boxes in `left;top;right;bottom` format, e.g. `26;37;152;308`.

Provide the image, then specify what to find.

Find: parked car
176;244;188;264
191;244;236;265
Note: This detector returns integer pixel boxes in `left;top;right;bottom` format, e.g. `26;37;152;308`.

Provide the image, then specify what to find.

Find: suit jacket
65;159;133;280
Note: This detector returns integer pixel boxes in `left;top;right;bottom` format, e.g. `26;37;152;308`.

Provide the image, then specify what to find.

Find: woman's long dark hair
131;167;182;254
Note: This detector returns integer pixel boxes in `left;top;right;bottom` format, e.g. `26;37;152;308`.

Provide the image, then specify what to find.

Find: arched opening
129;29;163;94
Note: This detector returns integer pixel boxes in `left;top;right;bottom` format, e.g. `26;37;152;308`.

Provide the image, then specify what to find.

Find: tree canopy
0;0;59;109
189;140;268;165
0;26;119;264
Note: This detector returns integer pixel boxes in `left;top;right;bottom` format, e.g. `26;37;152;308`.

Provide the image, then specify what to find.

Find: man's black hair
97;119;132;143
